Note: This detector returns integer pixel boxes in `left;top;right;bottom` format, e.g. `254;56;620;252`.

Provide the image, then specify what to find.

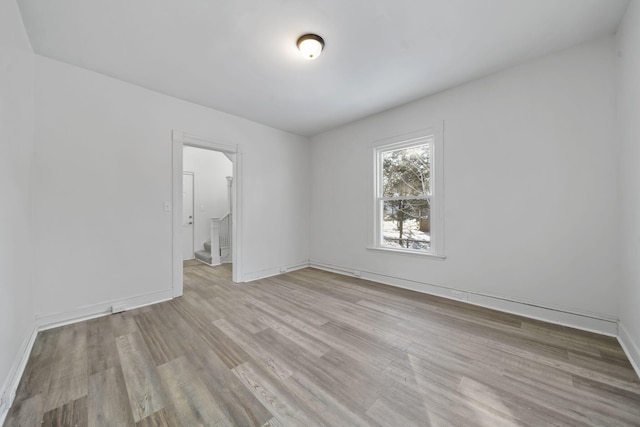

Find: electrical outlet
451;290;465;301
111;305;126;314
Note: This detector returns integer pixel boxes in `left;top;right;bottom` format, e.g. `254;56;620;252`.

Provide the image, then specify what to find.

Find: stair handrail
209;217;222;265
219;212;232;252
210;212;231;265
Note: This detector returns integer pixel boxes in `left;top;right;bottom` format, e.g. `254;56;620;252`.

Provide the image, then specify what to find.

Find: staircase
195;241;213;264
194;213;232;266
192;176;233;267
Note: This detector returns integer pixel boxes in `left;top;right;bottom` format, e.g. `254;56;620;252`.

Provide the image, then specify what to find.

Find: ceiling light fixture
297;34;324;60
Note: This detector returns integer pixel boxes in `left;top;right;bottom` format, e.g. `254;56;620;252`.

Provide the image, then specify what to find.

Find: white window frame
370;124;445;258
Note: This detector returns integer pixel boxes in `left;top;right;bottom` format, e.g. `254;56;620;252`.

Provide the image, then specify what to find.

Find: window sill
366;246;446;259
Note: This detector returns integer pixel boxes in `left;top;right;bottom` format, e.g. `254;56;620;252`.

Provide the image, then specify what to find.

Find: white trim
432;122;445;256
35;289;174;331
309;260;618;336
0;323;38;426
242;261;311;282
0;287;172;423
1;268;633;424
172;131;243;292
618;322;640;378
366;246;446;259
172;137;184;296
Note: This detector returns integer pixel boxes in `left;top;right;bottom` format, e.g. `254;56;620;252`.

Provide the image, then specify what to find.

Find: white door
182;172;194;260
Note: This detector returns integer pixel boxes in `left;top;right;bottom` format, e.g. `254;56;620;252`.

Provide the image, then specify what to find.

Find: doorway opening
172;131;242;296
182;147;233;266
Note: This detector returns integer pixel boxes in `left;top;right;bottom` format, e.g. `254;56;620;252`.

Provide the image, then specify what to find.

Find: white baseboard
35;289;174;331
1;288;174;423
0;323;38;426
310;260;618;337
618;322;640;378
3;264;630;425
243;261;310;282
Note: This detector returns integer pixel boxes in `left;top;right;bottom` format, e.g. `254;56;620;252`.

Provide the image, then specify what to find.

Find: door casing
172;131;242;297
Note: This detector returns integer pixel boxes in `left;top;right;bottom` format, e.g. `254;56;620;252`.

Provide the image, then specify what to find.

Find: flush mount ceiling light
297;34;324;60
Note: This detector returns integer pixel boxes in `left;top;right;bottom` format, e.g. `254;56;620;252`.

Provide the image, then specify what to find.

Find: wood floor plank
248;298;327;340
246;303;331;357
385;353;464;393
366;396;429;427
214;318;295;380
207;296;268;334
3;395;44;427
43;322;88;412
157;356;232;427
88;367;135;426
260;417;287;427
87;316;119;375
135;409;181;427
187;341;273;427
252;327;388;413
110;311;139;337
501;372;640;426
116;332;166;422
366;386;466;427
133;302;197;366
572;373;640;409
382;356;519;426
169;297;250;369
568;350;640;382
5;263;640;427
243;282;330;326
232;361;324;427
315;349;392;410
12;328;60;402
283;370;379;427
456;375;586;426
41;396;88;427
318;320;403;371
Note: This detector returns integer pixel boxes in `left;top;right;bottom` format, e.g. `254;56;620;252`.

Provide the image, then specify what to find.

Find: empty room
1;0;640;425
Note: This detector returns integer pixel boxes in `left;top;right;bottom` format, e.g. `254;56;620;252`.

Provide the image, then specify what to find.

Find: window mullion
381;196;429;202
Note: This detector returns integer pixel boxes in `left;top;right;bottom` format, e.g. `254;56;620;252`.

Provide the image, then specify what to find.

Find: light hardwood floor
5;261;640;426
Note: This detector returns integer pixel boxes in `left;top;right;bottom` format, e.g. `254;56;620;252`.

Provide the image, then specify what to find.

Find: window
372;125;444;257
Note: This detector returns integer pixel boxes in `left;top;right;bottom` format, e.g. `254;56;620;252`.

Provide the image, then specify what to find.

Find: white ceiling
17;0;629;136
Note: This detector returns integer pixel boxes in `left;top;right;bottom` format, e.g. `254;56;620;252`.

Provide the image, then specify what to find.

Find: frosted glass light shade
297;34;324;60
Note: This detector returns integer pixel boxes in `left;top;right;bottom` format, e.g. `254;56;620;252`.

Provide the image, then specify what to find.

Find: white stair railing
219;212;231;261
209;212;231;265
209;217;221;265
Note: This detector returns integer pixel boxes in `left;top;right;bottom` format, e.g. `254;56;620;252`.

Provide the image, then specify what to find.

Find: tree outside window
379;142;432;251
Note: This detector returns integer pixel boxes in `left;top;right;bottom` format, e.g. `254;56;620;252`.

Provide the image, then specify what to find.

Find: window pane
382;143;430;197
382;199;430;251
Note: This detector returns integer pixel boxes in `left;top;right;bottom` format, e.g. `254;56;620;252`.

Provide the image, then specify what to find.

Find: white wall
32;55;310;320
310;37;618;328
616;0;640;371
0;0;35;419
183;146;233;253
0;1;633;415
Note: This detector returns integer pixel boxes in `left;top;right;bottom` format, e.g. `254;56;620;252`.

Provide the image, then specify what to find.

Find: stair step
204;241;212;252
194;250;212;264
